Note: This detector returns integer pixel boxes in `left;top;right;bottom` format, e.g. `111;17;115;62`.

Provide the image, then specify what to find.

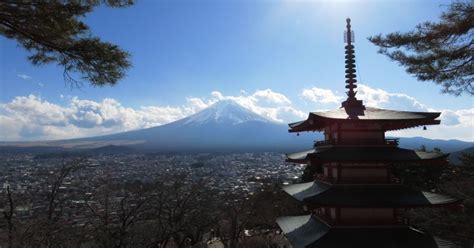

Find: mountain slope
448;146;474;165
92;100;315;152
396;137;473;153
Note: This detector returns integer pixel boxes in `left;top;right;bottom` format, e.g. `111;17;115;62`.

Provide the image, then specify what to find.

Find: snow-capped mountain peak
181;100;272;125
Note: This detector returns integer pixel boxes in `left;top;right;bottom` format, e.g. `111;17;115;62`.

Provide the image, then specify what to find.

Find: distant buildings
0;152;302;229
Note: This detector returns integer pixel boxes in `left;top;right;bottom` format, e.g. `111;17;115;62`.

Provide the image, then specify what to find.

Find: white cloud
299;84;473;141
184;97;216;114
356;84;473;140
440;110;462;126
0;88;302;141
300;84;426;111
301;87;342;104
192;89;303;123
2;95;68;127
139;105;186;127
17;74;31;80
0;115;21;141
356;84;426;111
388;108;474;141
0;95;189;141
252;89;292;105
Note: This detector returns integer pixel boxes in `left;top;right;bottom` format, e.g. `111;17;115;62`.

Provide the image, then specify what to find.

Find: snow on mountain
77;99;315;152
180;100;272;125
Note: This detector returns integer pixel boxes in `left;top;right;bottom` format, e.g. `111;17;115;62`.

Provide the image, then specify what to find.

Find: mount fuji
178;100;272;126
82;100;316;152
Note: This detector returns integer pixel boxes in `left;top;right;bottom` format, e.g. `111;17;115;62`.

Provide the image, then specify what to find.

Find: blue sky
1;0;473;141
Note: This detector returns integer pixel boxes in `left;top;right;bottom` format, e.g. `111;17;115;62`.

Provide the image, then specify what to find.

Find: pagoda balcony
313;214;405;227
314;138;399;147
315;175;401;184
318;175;391;184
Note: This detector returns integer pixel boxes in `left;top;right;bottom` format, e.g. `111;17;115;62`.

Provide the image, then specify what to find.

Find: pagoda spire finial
342;18;364;108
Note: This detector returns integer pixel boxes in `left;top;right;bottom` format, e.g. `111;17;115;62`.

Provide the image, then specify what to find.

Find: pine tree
369;1;473;96
0;1;133;87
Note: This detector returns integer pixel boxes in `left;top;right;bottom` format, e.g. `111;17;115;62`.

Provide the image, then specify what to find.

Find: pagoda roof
276;215;441;248
289;106;441;132
282;181;460;208
286;146;448;163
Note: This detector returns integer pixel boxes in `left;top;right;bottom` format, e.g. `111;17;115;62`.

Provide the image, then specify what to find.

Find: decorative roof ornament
341;18;364;109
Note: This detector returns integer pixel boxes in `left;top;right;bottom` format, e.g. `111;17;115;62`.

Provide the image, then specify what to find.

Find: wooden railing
314;214;404;226
314;138;399;147
318;176;389;184
314;175;401;184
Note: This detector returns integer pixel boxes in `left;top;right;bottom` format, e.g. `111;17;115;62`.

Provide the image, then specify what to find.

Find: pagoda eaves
286;147;448;164
289;107;441;133
277;215;446;248
276;18;460;248
282;181;461;208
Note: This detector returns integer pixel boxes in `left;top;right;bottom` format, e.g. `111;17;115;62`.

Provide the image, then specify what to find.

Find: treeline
0;158;301;248
402;152;474;247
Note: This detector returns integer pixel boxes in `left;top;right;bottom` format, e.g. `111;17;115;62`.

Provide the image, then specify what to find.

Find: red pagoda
276;18;461;248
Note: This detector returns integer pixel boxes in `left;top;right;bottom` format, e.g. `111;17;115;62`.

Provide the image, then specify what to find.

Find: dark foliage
301;163;322;182
402;152;474;247
459;150;474;166
0;1;132;87
390;161;446;191
369;1;474;96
